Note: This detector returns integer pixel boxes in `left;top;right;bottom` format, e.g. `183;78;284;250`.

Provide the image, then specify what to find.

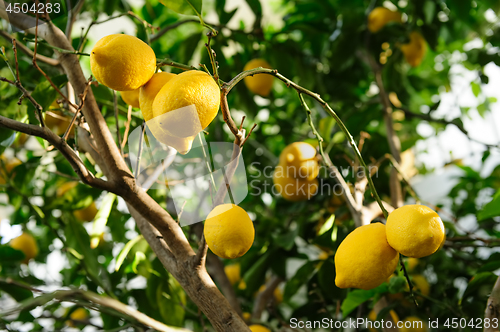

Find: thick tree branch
0;115;115;192
485;276;500;332
252;276;282;320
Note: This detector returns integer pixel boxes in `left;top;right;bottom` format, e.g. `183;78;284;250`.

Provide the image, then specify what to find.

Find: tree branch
0;30;60;66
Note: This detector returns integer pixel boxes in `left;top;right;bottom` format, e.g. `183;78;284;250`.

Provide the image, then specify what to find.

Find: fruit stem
224;68;389;219
205;32;219;85
399;253;418;307
156;58;198;71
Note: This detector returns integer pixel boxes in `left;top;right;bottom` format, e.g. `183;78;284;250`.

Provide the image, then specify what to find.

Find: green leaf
273;227;298;250
423;1;436;24
284;261;317;301
157;278;186;326
90;193;116;249
461;272;498;304
0;128;15;154
317;259;346;299
341;288;377;317
477;190;500;220
0;279;34;302
0;245;26;262
242;251;272;294
27;75;68;125
319;117;335;141
471;81;481;98
317;214;335;236
159;0;202;19
115;235;144;271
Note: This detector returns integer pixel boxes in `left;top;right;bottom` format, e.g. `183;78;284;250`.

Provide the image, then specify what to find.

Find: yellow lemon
368;7;402;33
224;264;241;286
90;34;156;91
335;223;398;290
410;274;430;297
120;88;141;108
400;317;428;332
242;312;251;321
152;70;220;138
368;309;399;332
0;156;22;185
10;232;38;264
57;181;98;222
66;307;88;327
138;72;194;154
386;205;445;258
139;72;177;122
406;257;419;272
272;172;318;201
204;204;255;259
249;325;271;332
278;142;319;180
400;32;427;67
243;59;274;96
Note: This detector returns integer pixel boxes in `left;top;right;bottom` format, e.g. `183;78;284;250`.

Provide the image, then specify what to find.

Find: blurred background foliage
1;0;500;331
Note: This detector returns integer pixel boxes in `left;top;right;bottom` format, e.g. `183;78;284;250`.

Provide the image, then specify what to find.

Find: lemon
272;172;318;201
400;317;428;332
90;34;156;91
152;70;220;138
243;59;274;96
0;156;22;185
10;232;38;264
368;309;399;332
406;257;419;272
138;72;194;154
139;72;177;122
70;308;88;321
242;312;251;321
224;264;241;285
204;204;255;259
249;325;271;332
367;7;402;33
335;223;398;290
277;142;319;180
410;274;430;297
120;88;141;108
57;181;98;222
386;205;445;258
400;32;427;67
73;202;98;222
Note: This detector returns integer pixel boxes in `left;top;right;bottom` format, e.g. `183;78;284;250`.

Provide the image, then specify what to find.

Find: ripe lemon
272;172;318;201
10;232;38;263
278;142;319;180
242;312;251;321
386;205;445;258
90;34;156;91
410;274;430;297
400;317;428;332
224;264;241;286
368;309;399;332
367;7;402;33
138;72;194;154
204;204;255;259
139;72;177;122
335;223;398;290
73;202;98;222
152;70;220;138
66;307;88;327
120;89;140;108
0;156;22;185
406;257;419;272
243;59;274;97
400;32;427;67
249;325;271;332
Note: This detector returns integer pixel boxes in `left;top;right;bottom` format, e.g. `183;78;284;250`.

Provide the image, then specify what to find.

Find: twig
150;19;199;43
135;122;147;176
65;0;85;38
113;91;124;156
121;105;133;149
0;30;60;66
223;68;389;218
252;276;282;320
157;58;199;71
384;153;420;203
12;39;20;82
63;76;92;140
205;31;219;84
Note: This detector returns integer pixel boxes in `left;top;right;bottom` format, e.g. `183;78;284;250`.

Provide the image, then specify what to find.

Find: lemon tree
0;0;500;331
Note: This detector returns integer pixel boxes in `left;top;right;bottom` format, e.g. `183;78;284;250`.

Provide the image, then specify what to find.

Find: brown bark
485;276;500;332
0;9;249;332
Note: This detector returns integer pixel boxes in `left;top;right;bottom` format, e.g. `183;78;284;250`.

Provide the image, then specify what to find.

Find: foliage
1;0;500;331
